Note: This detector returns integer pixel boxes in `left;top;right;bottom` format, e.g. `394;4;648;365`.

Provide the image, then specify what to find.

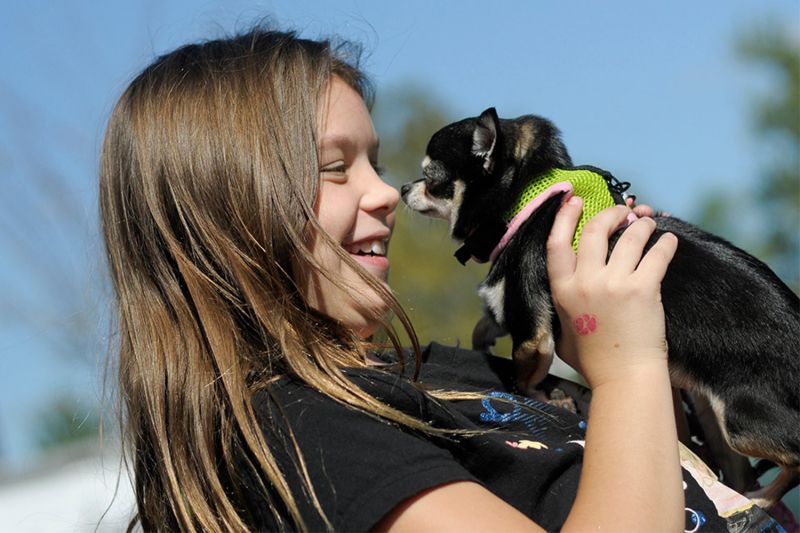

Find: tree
694;23;799;292
33;395;101;452
688;23;799;514
373;84;491;349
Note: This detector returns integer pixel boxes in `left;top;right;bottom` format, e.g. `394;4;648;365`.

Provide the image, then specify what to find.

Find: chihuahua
401;107;799;508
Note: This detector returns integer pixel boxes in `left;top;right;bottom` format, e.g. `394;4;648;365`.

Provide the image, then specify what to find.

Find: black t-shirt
236;343;782;532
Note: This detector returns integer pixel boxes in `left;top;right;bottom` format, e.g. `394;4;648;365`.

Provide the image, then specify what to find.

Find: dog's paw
547;388;577;413
471;314;506;353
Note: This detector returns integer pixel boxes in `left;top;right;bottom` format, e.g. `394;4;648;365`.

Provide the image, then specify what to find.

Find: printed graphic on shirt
479;391;585;438
477;388;785;532
505;439;549;450
678;444;786;533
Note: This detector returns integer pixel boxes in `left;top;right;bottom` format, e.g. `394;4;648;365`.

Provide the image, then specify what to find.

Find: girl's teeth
348;240;386;256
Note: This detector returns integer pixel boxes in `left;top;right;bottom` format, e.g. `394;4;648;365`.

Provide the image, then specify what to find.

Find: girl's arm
551;198;682;531
376;198;682;533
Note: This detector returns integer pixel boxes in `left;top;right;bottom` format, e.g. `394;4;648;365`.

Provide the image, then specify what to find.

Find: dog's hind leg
685;392;758;493
745;466;799;510
716;389;800;509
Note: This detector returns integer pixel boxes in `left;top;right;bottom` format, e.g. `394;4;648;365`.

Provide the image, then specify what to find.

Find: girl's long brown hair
100;27;428;531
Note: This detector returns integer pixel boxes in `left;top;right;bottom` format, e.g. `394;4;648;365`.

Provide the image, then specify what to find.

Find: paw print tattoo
574;313;597;336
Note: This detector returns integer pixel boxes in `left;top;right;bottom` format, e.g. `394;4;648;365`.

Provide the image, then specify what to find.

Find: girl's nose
362;169;400;214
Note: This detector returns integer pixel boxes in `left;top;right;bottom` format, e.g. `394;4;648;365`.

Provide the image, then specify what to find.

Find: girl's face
305;77;400;338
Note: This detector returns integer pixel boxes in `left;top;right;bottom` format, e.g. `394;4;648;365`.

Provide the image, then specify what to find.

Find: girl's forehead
320;79;377;149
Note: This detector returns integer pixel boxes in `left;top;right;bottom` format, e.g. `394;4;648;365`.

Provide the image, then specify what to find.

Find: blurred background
0;0;797;529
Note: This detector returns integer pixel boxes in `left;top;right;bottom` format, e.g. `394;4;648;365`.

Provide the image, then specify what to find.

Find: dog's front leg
511;309;556;396
477;270;555;395
498;195;568;397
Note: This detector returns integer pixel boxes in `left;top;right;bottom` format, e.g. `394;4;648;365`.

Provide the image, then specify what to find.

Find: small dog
401;107;800;508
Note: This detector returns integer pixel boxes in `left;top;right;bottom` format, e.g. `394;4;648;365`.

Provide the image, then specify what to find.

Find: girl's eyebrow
319;134;352;151
320;134;380;153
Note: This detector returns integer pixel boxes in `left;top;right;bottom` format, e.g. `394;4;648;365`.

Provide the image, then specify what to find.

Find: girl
100;26;779;532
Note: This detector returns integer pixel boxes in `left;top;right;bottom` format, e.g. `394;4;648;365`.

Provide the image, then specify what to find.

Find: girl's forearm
562;361;684;532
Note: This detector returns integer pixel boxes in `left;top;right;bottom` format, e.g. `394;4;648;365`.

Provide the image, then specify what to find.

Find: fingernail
568;196;582;206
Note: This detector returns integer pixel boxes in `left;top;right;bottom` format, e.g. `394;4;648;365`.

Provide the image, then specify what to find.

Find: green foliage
739;28;800;142
34;395;100;452
694;23;799;292
373;84;492;349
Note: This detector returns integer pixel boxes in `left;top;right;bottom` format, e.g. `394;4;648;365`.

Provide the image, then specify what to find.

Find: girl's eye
320;163;348;182
321;164;347;174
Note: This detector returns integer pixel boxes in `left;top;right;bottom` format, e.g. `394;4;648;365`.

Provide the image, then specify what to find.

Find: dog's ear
472;107;500;174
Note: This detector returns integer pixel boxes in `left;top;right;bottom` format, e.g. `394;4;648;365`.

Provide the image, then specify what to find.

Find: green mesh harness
505;167;628;250
454;166;632;265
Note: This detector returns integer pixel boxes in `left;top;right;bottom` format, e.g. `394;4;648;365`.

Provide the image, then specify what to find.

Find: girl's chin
351;298;393;340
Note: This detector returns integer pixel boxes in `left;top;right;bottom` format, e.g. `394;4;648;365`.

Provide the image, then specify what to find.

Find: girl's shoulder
242;348;483;531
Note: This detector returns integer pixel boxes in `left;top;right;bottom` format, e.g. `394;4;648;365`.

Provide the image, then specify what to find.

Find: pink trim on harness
487;182;574;263
483;181;639;264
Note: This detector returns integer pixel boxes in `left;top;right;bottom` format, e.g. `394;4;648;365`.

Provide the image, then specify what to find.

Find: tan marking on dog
514;122;538;161
670;368;788;464
403;180;452;221
670;366;799;507
670;367;734;446
724;421;798;468
514;323;555;396
746;466;800;509
694;386;798;466
705;392;732;444
448;180;466;234
421;155;431;170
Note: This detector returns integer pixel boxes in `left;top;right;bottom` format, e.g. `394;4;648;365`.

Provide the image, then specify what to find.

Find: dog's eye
426;176;454;198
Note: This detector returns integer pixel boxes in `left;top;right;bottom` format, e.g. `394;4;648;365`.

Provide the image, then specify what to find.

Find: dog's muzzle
400;179;424;201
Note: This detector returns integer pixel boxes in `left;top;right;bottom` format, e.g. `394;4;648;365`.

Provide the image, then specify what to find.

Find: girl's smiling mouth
344;238;390;272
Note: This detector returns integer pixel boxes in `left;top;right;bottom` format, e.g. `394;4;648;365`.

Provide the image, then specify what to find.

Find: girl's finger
575;205;632;273
547;196;583;281
606;217;657;274
632;203;655;218
635;232;679;283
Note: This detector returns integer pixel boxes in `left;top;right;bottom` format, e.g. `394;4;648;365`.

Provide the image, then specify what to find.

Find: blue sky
0;1;797;464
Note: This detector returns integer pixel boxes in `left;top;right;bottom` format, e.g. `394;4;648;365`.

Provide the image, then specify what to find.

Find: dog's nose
400;182;413;198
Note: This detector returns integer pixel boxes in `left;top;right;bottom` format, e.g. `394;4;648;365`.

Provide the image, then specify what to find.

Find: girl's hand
626;196;669;218
547;197;678;389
